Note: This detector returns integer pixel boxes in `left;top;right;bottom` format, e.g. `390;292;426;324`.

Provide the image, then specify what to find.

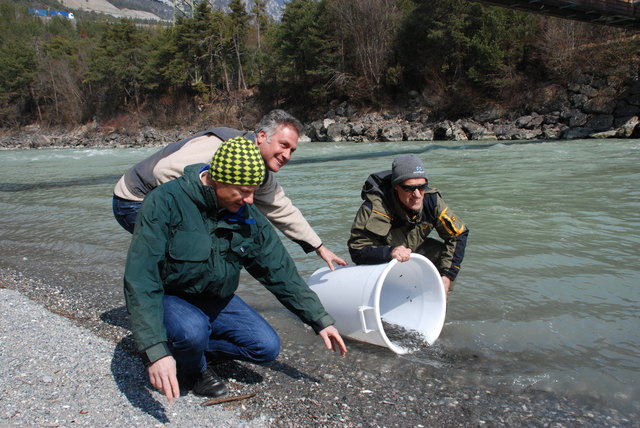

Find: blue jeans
112;195;142;233
163;294;280;374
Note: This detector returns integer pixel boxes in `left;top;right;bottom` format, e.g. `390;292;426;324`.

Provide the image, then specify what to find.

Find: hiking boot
176;371;197;393
192;366;227;398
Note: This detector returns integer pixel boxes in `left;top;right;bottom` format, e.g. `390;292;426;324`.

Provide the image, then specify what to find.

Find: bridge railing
555;0;638;17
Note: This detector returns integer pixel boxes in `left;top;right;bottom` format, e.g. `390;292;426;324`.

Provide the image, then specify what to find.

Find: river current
0;138;638;413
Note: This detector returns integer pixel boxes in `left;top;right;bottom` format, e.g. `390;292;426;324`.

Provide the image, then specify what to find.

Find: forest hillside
1;0;639;146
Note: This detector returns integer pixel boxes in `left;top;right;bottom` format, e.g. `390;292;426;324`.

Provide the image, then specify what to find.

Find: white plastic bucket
307;253;446;354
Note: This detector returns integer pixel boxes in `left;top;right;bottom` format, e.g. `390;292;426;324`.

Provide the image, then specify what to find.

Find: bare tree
252;0;268;50
328;0;402;94
535;16;627;75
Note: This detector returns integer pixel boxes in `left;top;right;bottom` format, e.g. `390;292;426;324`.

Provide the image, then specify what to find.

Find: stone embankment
0;124;186;150
306;79;640;143
1;75;639;150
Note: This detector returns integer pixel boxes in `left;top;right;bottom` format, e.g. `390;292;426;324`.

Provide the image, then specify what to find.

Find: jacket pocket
168;231;211;261
365;212;392;237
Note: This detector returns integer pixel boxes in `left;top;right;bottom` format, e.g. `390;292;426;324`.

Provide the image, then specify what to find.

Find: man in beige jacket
113;109;346;270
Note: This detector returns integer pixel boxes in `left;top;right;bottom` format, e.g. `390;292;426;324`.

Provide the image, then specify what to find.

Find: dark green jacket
124;164;334;365
347;170;468;280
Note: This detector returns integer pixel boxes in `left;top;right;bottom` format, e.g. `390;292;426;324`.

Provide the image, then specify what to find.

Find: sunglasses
398;183;428;193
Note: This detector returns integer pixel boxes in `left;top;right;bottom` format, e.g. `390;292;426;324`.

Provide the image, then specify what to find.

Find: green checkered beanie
210;136;265;186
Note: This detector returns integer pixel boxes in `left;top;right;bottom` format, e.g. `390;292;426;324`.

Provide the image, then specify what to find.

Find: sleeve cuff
309;313;336;334
140;342;172;366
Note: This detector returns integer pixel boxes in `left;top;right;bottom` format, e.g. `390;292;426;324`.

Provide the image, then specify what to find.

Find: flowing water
0;138;638;412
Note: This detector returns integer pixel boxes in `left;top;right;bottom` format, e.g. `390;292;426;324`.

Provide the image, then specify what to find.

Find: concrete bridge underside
478;0;640;30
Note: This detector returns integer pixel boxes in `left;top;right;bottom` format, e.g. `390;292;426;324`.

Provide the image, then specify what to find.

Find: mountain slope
56;0;288;22
58;0;169;21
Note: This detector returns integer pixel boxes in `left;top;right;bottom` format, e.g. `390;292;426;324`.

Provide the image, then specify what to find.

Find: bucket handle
358;306;376;333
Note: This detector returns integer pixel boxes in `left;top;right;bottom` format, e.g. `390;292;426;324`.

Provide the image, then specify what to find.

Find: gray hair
255;109;304;141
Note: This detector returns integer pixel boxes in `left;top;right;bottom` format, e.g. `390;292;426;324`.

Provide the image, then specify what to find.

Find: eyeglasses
398;183;428;193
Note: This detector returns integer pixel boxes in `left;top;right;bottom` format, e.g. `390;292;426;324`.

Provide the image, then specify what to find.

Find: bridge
171;0;640;30
478;0;640;30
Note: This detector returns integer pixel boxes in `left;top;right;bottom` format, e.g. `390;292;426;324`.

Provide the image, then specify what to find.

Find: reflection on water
0;139;638;412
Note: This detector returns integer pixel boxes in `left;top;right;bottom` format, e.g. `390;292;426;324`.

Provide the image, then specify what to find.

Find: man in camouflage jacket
348;154;468;294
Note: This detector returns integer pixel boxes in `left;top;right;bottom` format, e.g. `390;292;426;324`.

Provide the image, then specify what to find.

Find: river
0;138;638;414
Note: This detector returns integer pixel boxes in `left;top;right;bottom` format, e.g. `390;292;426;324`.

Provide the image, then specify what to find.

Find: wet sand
0;267;635;427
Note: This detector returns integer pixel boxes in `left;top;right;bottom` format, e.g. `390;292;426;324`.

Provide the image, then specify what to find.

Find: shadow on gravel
213;358;320;384
100;306;130;330
265;360;321;383
111;337;171;423
215;360;264;384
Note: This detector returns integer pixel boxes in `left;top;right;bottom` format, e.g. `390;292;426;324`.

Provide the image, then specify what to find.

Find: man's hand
316;245;347;271
318;325;347;357
147;355;180;403
390;245;412;262
442;276;451;296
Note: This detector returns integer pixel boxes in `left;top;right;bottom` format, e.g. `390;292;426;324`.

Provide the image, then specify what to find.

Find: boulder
515;113;544;129
571;94;588;109
350;122;366;137
614;101;640;117
493;123;520;140
458;119;496;140
322;118;336;129
326;122;349;142
415;128;434;141
561;109;588;127
626;93;640;106
533;84;569;114
568;83;598;97
433;121;467;141
615;116;639;137
364;124;380;141
628;82;640;95
585;114;614;131
582;96;615;114
473;106;504;123
512;129;542;140
543;111;561;125
335;102;353;117
590;130;617;139
561;127;593;139
380;123;404;142
306;121;324;142
363;113;383;122
542;124;566;139
401;124;418;141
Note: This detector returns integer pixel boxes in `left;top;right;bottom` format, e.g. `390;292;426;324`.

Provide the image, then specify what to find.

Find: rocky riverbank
1;75;639;150
306;77;640;143
1;267;636;427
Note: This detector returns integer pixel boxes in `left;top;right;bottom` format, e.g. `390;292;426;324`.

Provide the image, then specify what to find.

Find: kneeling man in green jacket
124;136;347;403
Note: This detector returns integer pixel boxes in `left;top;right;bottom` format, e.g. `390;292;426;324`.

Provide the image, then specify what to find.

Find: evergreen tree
84;19;151;115
395;0;534;94
0;2;41;125
263;0;339;105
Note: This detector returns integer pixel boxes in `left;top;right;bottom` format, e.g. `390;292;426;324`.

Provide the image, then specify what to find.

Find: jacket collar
180;163;256;224
362;170;424;223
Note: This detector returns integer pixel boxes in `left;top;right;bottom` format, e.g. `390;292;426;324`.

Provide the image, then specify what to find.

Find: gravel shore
0;286;266;427
0;267;636;427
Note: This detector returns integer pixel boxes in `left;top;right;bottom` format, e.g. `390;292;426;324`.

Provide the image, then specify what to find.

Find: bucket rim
373;253;446;354
372;258;404;353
